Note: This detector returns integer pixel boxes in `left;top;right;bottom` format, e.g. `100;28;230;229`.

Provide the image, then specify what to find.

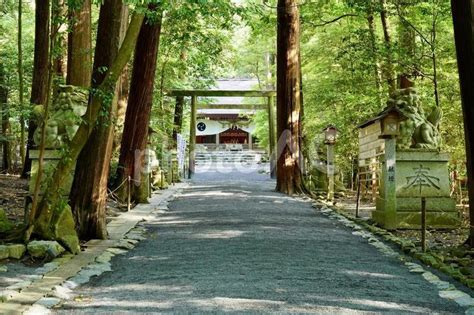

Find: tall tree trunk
67;0;92;87
379;0;397;92
18;0;25;166
0;64;11;173
53;0;67;83
367;10;383;106
69;0;128;240
276;0;303;195
451;0;474;247
172;96;184;143
172;51;186;144
116;6;163;204
21;0;50;178
113;6;130;155
397;0;416;87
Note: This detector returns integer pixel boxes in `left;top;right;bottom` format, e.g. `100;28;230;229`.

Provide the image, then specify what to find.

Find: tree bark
18;0;25;165
0;63;11;173
113;6;130;154
451;0;474;247
172;96;184;143
379;0;397;92
69;0;128;240
397;0;416;87
27;12;144;249
53;0;67;83
367;10;383;106
21;0;50;178
67;0;92;87
276;0;303;195
116;6;163;203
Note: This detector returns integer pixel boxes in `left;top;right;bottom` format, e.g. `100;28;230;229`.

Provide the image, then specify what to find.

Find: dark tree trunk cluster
69;0;128;240
116;5;163;203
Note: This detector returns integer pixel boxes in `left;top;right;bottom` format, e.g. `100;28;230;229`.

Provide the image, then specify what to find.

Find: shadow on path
56;166;466;314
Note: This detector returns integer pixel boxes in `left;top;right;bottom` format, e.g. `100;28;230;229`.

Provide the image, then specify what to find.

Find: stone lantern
323;125;338;145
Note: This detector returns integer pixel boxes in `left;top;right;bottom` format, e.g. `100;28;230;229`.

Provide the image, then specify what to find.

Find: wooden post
267;96;276;179
148;173;152;198
327;144;335;201
421;197;427;252
188;95;197;179
356;174;361;218
127;175;131;212
371;157;378;202
167;154;172;184
383;137;397;229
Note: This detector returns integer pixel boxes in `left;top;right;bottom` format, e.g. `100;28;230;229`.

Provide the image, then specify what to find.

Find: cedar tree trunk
116;6;163;203
21;0;50;178
69;0;128;240
0;64;11;172
451;0;474;247
172;96;184;143
276;0;303;195
67;0;92;87
379;0;396;92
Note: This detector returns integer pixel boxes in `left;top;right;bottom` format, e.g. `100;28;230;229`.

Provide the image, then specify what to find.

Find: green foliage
149;0;244;158
0;0;467;184
0;1;35;163
251;110;269;149
233;0;465;183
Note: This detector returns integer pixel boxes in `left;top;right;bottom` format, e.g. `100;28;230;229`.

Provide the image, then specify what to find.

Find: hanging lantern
380;110;402;138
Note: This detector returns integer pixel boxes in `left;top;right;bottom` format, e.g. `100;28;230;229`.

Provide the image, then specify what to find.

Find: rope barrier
107;177;129;196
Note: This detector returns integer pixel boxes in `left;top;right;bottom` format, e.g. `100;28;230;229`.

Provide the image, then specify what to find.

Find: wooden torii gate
167;89;277;179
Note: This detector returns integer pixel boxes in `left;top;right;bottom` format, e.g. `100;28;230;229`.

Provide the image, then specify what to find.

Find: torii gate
167;89;277;179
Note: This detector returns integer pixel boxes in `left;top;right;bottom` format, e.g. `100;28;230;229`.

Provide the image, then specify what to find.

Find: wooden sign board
358;121;384;167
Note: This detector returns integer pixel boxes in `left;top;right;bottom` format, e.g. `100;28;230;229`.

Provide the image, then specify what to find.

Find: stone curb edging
312;201;474;315
319;200;474;289
0;183;185;315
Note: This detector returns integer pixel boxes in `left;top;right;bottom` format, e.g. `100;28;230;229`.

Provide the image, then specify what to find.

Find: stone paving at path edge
55;169;472;314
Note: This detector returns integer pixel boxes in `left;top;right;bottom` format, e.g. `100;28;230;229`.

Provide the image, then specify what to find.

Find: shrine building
195;79;261;151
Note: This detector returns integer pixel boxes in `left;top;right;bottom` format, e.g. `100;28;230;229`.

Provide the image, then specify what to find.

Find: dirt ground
335;191;470;249
0;175;29;223
0;175;128;226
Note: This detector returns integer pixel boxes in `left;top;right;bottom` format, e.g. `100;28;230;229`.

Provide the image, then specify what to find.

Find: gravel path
56;167;467;314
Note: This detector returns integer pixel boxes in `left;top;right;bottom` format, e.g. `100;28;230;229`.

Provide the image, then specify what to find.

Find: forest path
56;167;466;314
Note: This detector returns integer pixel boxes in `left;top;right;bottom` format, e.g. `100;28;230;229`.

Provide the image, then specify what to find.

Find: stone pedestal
374;150;459;229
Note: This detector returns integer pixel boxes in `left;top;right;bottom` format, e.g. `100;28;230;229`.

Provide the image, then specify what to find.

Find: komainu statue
387;87;442;150
33;85;88;148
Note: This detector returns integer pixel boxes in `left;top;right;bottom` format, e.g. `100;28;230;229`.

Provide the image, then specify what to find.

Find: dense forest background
0;0;465;185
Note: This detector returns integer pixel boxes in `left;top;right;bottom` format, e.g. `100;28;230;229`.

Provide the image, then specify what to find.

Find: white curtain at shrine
196;120;227;136
196;119;256;136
